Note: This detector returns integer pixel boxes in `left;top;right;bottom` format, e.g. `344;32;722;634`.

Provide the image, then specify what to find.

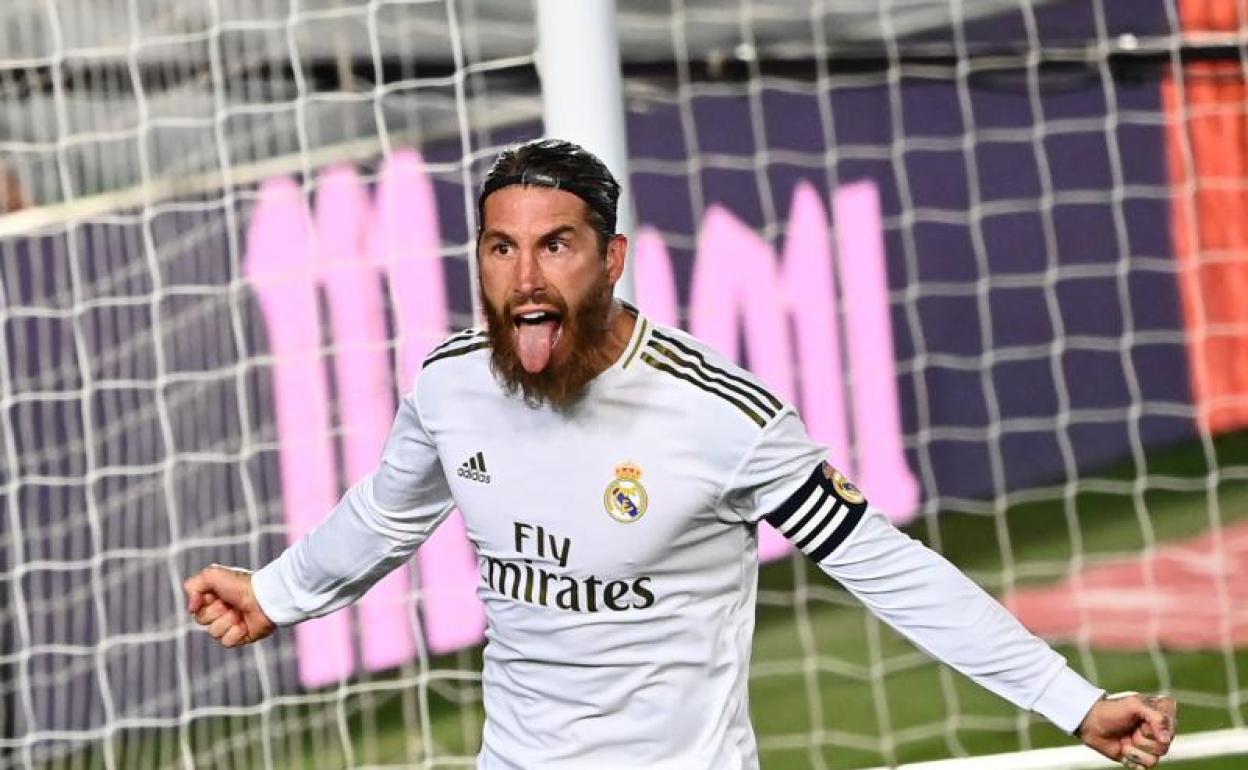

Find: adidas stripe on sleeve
641;328;782;428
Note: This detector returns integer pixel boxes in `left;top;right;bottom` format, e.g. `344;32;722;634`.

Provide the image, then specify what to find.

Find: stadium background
2;0;1247;768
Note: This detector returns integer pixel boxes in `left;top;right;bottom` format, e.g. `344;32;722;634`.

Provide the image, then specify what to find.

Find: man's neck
595;299;638;374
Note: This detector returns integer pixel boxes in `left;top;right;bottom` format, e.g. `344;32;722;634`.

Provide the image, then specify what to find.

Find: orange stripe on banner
1180;0;1241;32
1006;517;1248;650
1166;0;1248;434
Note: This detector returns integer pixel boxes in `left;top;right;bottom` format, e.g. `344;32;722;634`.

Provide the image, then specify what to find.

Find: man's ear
605;234;628;284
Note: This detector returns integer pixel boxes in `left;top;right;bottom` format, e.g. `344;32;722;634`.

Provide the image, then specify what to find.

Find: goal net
2;1;1247;768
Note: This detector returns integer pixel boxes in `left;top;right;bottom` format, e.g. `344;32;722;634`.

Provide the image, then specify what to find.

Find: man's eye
492;243;513;256
545;240;566;253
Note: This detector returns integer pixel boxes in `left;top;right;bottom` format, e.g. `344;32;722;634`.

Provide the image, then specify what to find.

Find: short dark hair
477;139;621;249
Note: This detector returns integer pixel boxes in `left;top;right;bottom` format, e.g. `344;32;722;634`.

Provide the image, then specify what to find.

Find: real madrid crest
822;462;866;505
604;462;649;523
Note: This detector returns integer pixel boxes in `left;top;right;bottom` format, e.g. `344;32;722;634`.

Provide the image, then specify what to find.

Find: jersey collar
589;300;650;391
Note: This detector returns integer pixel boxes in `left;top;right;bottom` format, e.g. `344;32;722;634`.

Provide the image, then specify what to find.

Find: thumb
186;564;253;608
183;570;210;612
206;564;253;602
1141;697;1176;744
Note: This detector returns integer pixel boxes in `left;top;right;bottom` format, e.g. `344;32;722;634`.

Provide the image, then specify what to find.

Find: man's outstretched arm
184;390;454;645
726;409;1177;766
828;512;1176;766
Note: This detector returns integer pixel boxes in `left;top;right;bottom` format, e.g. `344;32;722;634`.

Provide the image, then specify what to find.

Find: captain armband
763;461;869;562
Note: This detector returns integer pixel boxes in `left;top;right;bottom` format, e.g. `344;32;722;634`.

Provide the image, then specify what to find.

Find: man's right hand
1078;692;1177;768
184;565;276;648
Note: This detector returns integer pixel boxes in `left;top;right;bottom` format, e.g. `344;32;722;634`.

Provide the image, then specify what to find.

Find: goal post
535;0;636;301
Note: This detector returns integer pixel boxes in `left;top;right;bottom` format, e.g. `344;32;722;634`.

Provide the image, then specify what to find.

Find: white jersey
253;308;1103;769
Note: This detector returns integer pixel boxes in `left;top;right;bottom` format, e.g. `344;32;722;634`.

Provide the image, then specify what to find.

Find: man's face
477;184;625;408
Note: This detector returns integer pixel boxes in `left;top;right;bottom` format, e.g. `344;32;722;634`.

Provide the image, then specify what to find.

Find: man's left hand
1078;692;1177;768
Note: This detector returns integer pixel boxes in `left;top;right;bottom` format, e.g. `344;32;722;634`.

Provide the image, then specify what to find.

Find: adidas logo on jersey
458;452;491;484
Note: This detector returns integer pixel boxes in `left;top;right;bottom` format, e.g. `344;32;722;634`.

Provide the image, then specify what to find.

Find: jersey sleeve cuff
1031;666;1105;735
251;560;307;626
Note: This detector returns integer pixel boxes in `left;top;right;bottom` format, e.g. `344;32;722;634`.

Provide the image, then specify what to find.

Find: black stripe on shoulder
649;329;783;412
640;351;766;427
423;340;491;369
645;339;777;421
426;328;486;359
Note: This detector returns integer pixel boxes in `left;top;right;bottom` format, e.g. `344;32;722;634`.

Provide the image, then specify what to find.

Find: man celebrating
185;139;1176;769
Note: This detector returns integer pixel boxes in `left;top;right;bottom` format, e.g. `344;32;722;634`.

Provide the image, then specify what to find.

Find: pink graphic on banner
246;152;486;683
781;183;852;482
632;227;680;326
246;178;354;688
379;151;459;383
634;181;916;558
835;182;921;523
316;164;418;672
691;206;799;403
376;151;484;655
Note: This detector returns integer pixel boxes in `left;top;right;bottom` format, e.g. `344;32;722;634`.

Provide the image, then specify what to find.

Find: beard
482;272;616;410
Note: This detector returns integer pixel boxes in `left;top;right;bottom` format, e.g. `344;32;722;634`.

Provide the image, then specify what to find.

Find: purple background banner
620;79;1191;501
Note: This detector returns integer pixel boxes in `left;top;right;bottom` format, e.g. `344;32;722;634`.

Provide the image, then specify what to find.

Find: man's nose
516;250;545;296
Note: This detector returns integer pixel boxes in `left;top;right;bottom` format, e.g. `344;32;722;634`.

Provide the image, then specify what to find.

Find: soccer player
185;139;1177;769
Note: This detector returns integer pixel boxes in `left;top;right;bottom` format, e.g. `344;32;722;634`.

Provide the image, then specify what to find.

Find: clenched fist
1078;691;1178;768
184;565;275;648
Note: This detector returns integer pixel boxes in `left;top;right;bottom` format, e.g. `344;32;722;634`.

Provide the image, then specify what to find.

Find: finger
194;598;226;626
1121;747;1158;769
1155;696;1178;739
208;609;240;640
196;599;229;627
1128;732;1166;758
1140;698;1176;744
220;624;247;648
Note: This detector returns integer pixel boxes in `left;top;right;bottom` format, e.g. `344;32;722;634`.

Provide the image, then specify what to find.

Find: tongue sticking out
517;320;559;373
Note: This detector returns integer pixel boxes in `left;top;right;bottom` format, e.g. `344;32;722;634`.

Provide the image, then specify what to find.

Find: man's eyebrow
537;225;577;241
479;224;579;244
478;228;514;243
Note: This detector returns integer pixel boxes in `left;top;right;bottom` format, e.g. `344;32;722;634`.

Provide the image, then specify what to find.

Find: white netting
3;1;1248;769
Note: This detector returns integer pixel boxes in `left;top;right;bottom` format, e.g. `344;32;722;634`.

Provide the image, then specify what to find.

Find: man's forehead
480;185;594;231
